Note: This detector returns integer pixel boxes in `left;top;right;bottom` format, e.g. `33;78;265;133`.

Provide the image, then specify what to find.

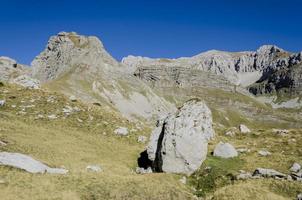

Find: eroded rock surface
0;152;68;174
139;99;214;175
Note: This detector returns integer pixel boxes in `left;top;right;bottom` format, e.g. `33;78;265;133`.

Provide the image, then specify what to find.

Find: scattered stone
237;148;250;153
0;179;5;184
253;168;286;178
0;100;5;106
0;152;68;174
213;142;238;158
136;167;152;174
69;95;77;102
77;118;83;123
236;170;252;180
63;106;74;115
86;165;102;172
142;99;214;175
48;114;58;120
225;130;236;137
239;124;251;133
137;135;147;143
290;163;301;173
258;150;272;156
114;127;129;136
272;129;289;136
0;140;7;146
287;175;293;181
179;176;187;184
297;193;302;200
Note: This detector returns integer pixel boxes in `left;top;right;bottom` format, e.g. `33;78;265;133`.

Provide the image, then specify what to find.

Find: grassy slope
1;83;302;200
0;84;194;200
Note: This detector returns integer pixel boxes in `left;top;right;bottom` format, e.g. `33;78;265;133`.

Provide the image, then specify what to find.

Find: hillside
0;32;301;200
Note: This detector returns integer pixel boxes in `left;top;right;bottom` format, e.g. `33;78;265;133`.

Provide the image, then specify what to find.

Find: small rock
239;124;251;133
86;165;102;172
252;168;286;178
290;163;301;173
258;150;271;156
135;167;152;174
0;140;7;146
48;114;58;120
69;95;77;102
213;142;238;158
237;148;250;153
0;100;5;107
77;118;83;123
297;193;302;200
137;135;147;143
287;175;293;181
236;170;252;180
114;127;128;136
272;129;289;136
179;176;187;184
0;179;5;184
225;130;236;137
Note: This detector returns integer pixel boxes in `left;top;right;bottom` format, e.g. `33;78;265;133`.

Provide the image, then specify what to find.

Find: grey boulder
213;142;238;158
141;99;214;175
0;152;68;174
290;163;301;173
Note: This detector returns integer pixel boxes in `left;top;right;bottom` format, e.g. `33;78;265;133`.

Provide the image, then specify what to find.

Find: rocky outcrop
31;32;119;82
138;99;214;175
123;45;302;97
0;57;40;89
0;152;68;174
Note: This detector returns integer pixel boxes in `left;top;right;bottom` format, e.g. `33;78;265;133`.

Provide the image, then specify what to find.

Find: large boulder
0;152;68;174
139;99;214;175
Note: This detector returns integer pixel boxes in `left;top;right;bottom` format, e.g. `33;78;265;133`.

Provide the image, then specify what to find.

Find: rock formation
122;45;302;97
138;99;214;175
30;32;174;119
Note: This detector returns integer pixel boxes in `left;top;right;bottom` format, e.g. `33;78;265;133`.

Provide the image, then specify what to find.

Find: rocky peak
256;45;285;55
31;32;119;82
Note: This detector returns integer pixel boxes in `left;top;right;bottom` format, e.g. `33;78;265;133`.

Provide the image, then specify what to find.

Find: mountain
31;32;174;120
122;45;302;109
0;32;302;200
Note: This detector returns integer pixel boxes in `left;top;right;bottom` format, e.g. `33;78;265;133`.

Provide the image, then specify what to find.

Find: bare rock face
0;57;27;82
123;45;302;97
139;99;214;175
31;31;119;82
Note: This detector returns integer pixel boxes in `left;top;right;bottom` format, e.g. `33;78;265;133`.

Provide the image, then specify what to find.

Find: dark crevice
137;150;152;169
152;122;166;172
137;122;166;172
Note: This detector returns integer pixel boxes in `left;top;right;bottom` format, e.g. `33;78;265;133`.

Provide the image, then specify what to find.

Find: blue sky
0;0;301;64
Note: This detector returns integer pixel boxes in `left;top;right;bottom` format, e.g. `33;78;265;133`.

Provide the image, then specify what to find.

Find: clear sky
0;0;301;64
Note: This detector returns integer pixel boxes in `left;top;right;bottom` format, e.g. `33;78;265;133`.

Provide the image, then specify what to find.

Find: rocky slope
31;32;174;119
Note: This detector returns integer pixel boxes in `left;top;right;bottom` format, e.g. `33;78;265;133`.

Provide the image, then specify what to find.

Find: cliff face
122;45;302;97
249;53;302;96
